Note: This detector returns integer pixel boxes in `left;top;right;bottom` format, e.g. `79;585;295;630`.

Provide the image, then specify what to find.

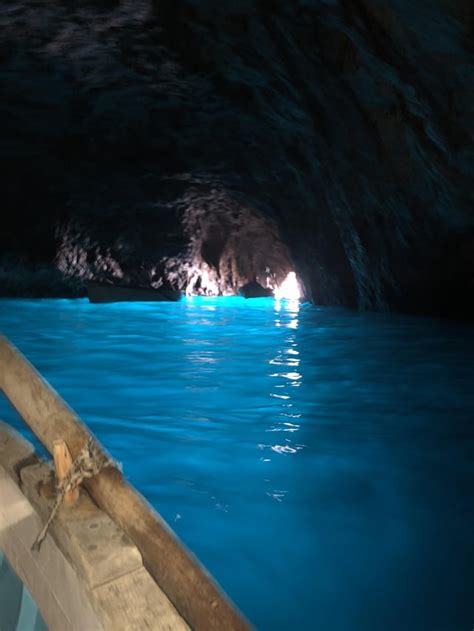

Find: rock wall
0;0;472;316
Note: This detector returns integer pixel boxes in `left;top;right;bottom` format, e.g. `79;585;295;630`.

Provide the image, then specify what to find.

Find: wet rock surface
0;1;472;316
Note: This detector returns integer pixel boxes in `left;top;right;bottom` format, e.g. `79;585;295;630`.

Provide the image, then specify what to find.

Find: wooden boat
0;336;250;631
0;549;47;630
87;281;182;304
238;280;274;298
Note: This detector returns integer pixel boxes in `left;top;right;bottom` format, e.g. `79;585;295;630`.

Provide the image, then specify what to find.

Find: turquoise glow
0;297;473;630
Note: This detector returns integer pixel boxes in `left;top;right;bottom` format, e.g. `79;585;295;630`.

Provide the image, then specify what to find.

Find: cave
0;2;473;630
1;0;473;317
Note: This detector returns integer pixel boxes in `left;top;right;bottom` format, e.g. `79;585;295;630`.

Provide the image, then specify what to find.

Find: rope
31;436;114;552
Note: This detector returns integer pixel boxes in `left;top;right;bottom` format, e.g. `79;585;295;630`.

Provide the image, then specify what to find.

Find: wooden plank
93;567;190;630
0;548;23;631
53;439;79;504
2;423;188;630
0;335;251;631
0;446;103;630
21;462;143;590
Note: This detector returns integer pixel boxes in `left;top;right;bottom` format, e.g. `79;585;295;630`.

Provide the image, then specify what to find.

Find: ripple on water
0;297;473;631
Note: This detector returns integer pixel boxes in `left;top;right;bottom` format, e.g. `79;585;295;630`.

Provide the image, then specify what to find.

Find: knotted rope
32;436;115;552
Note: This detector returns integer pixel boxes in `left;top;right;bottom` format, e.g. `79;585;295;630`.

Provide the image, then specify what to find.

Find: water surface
0;297;473;630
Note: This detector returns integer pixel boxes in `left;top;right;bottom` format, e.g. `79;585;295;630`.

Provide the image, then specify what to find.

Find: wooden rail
0;549;47;630
0;335;250;631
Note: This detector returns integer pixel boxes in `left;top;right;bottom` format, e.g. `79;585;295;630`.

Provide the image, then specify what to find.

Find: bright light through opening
273;272;302;300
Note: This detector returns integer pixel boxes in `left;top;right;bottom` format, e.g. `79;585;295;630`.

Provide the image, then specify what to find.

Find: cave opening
53;186;305;303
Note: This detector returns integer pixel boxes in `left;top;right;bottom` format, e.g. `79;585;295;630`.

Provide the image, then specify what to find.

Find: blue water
0;297;473;631
0;551;47;631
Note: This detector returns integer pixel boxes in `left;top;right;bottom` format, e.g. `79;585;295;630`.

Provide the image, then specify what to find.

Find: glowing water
0;298;473;630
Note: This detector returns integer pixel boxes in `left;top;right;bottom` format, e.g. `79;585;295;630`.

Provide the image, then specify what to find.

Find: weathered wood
0;423;103;630
53;439;79;504
1;423;188;631
0;470;103;630
0;335;251;631
94;566;190;630
22;462;143;590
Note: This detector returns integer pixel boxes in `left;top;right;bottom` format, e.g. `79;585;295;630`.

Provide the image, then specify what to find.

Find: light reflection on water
0;297;473;631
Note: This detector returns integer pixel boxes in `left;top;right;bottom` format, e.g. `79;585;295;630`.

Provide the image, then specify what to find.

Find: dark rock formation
0;1;472;317
239;280;274;299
